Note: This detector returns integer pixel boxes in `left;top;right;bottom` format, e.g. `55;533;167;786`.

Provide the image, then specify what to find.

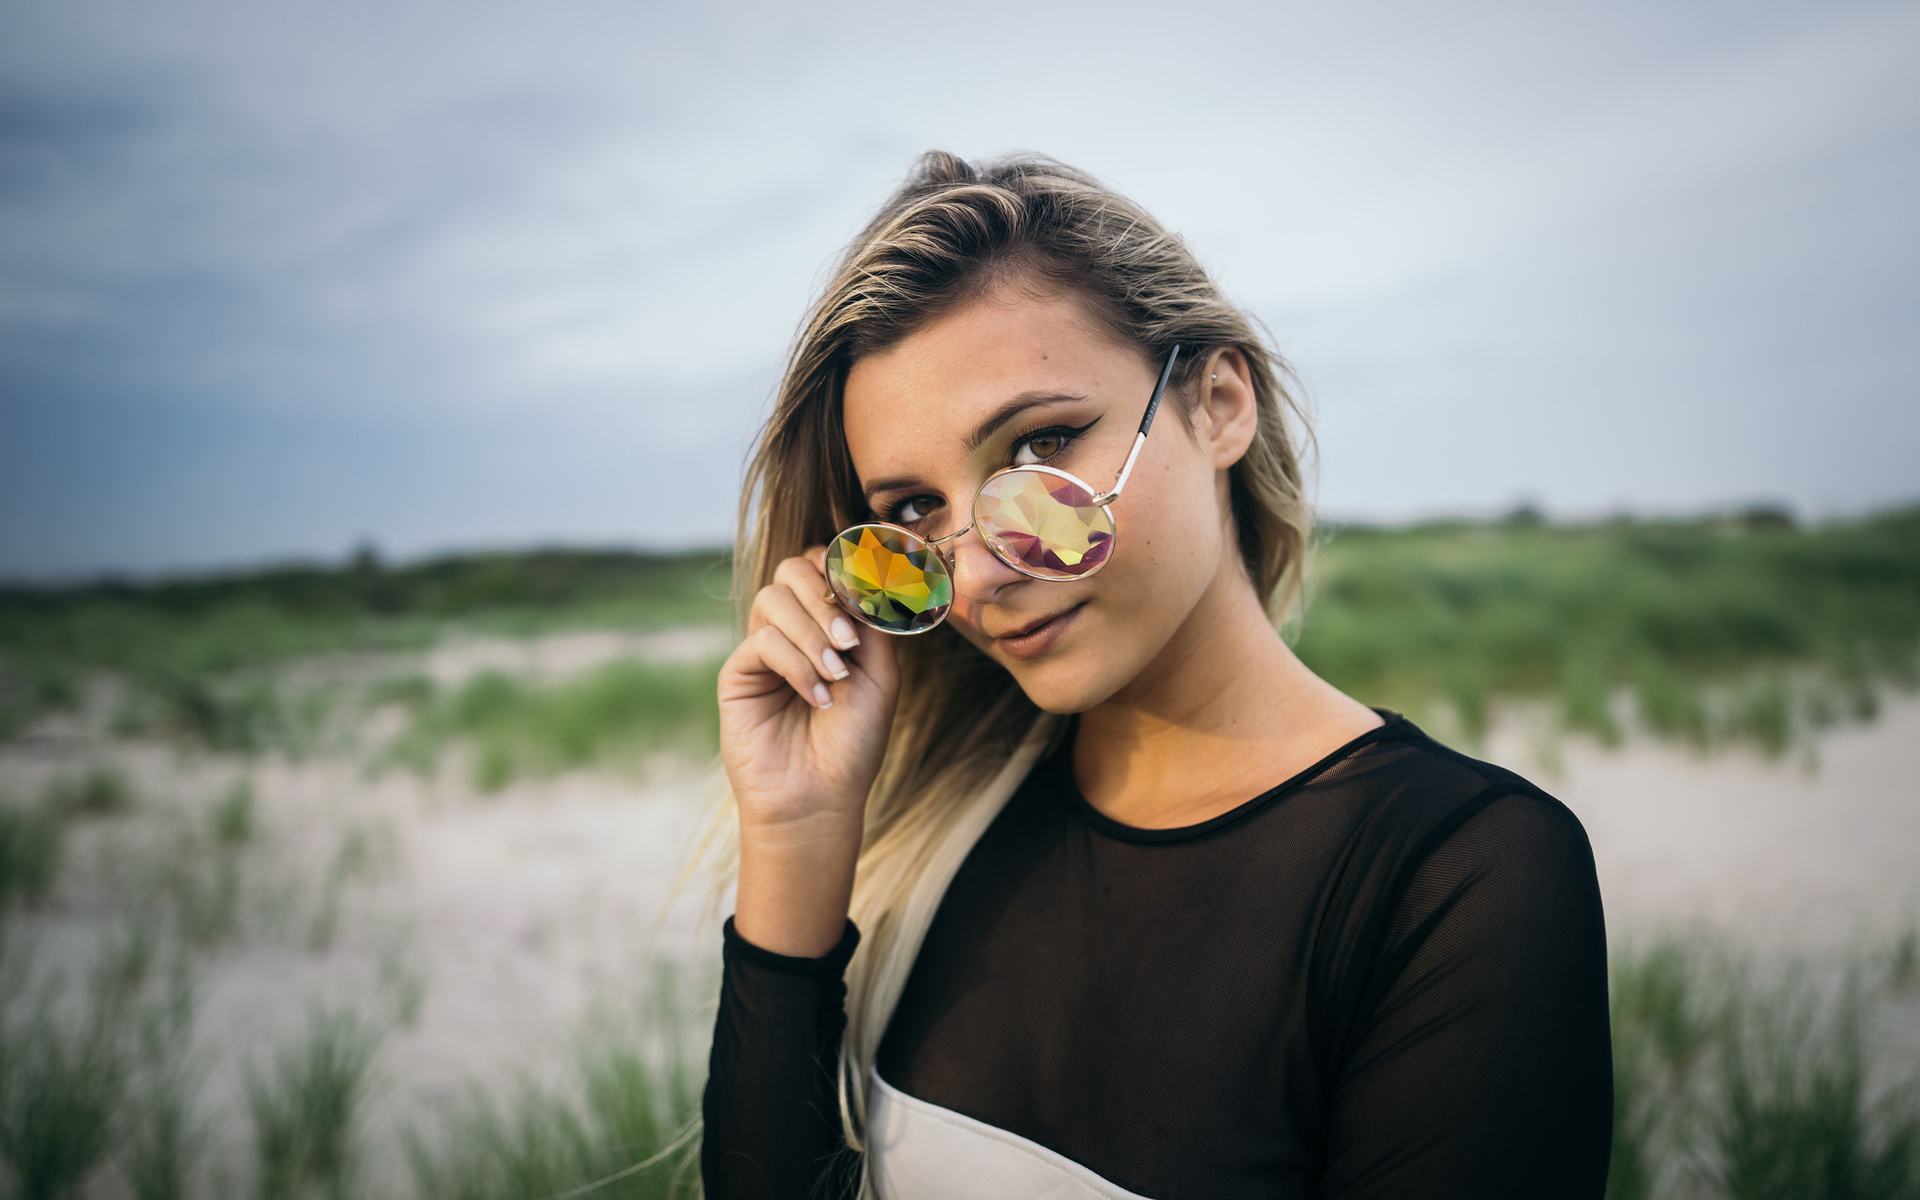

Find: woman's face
841;282;1257;714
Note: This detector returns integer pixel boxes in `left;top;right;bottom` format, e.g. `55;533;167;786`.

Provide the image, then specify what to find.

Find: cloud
1;0;1915;575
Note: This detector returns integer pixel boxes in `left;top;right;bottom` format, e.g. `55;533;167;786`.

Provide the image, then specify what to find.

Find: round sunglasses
825;345;1182;634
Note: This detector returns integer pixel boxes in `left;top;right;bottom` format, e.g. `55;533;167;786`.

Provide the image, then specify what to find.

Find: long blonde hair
731;151;1314;1175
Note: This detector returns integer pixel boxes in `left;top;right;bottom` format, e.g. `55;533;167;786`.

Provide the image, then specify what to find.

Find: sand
2;631;1915;1190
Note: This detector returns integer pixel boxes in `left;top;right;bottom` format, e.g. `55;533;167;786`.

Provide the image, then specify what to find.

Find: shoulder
1303;720;1609;1057
1316;715;1593;880
1299;717;1602;977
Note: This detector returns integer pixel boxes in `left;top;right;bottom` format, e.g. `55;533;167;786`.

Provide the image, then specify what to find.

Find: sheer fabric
702;715;1612;1199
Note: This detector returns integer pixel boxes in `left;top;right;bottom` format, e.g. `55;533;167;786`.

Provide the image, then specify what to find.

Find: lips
990;603;1084;661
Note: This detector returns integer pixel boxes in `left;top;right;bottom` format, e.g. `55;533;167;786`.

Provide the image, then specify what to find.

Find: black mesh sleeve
701;918;861;1200
1322;793;1614;1199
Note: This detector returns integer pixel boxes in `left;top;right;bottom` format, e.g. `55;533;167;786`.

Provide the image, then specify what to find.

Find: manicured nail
830;617;859;649
812;683;833;708
822;648;849;680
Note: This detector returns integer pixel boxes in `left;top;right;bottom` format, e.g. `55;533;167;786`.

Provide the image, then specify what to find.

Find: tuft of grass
307;827;385;951
245;1008;379;1200
384;659;723;791
406;992;702;1200
119;951;206;1200
0;795;69;911
0;926;194;1200
165;834;243;949
1607;941;1920;1200
1711;974;1920;1200
1888;928;1918;994
1608;942;1715;1200
0;993;125;1199
112;673;334;758
47;766;135;819
211;778;257;848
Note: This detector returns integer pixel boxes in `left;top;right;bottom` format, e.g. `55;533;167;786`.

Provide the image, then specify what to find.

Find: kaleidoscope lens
973;466;1115;581
824;523;954;634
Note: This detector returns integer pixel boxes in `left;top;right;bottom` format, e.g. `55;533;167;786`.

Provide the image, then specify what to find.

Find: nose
947;526;1026;611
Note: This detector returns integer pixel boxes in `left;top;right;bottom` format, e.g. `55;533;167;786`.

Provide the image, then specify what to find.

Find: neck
1073;554;1380;829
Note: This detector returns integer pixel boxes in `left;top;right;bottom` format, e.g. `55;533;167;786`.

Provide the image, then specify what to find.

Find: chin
1001;654;1127;716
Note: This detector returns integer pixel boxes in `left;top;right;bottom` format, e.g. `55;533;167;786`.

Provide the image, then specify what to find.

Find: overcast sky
3;0;1916;578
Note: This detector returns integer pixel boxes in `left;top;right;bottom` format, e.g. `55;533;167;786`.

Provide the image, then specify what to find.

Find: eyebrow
860;390;1090;500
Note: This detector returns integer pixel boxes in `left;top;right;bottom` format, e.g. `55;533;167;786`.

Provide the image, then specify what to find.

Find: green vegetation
0;982;125;1200
2;509;1917;1195
381;659;723;791
245;1009;379;1200
0;797;68;910
1;770;141;914
210;778;256;848
1607;939;1920;1199
1297;505;1920;751
6;508;1917;761
0;547;730;746
406;986;702;1200
0;926;201;1200
46;767;135;820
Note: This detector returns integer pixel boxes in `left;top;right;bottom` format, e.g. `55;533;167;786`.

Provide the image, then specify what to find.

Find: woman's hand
718;549;898;956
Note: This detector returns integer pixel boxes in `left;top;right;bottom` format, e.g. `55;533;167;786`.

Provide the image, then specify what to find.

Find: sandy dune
2;635;1914;1190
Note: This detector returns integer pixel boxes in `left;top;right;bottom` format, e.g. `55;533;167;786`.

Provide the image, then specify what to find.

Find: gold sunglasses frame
826;345;1183;634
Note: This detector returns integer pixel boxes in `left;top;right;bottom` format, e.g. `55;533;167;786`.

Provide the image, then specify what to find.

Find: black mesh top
702;714;1613;1199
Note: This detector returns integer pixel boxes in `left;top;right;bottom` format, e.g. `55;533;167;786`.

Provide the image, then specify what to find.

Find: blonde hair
731;151;1313;1182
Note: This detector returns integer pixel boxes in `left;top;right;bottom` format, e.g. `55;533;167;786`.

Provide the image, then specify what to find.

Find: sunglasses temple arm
1091;344;1181;507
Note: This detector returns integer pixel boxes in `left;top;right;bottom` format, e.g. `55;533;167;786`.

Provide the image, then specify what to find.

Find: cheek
949;594;986;643
1113;461;1221;595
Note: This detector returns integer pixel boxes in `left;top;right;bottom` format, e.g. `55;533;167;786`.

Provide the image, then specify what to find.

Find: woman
702;152;1611;1199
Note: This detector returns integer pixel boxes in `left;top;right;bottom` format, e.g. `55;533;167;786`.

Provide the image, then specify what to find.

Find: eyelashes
1008;418;1098;466
876;416;1103;525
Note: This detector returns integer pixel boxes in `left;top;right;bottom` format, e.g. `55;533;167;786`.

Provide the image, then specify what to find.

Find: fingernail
822;648;849;680
812;683;834;708
830;617;859;649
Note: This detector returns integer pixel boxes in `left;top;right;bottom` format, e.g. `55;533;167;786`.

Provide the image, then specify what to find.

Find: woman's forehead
841;289;1138;469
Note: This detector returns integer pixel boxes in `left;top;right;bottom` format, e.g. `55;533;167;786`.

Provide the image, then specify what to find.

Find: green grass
0;548;731;747
245;1008;379;1200
0;796;68;912
1714;980;1919;1199
46;767;136;820
406;982;703;1200
210;778;256;849
0;923;201;1200
0;987;124;1199
1608;940;1920;1199
4;509;1917;759
1608;942;1716;1199
1297;505;1920;751
382;659;724;791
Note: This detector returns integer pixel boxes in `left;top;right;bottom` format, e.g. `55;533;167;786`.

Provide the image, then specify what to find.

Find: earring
1210;373;1218;383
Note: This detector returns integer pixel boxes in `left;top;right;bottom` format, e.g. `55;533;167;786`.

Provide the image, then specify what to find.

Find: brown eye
894;495;943;525
1012;431;1069;465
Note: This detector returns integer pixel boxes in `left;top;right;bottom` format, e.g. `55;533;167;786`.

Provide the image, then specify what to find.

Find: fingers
757;583;849;687
740;623;837;710
729;553;871;711
779;551;862;653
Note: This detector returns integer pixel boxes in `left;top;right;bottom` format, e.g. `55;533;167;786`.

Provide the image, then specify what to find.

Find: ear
1192;347;1258;469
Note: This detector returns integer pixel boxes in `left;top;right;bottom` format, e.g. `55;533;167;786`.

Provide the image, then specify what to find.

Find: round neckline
1062;709;1410;845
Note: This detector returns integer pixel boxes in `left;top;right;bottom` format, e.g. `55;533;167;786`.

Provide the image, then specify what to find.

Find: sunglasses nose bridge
924;523;974;553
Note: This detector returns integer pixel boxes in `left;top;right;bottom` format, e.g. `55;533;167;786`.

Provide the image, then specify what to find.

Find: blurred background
1;2;1916;1198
